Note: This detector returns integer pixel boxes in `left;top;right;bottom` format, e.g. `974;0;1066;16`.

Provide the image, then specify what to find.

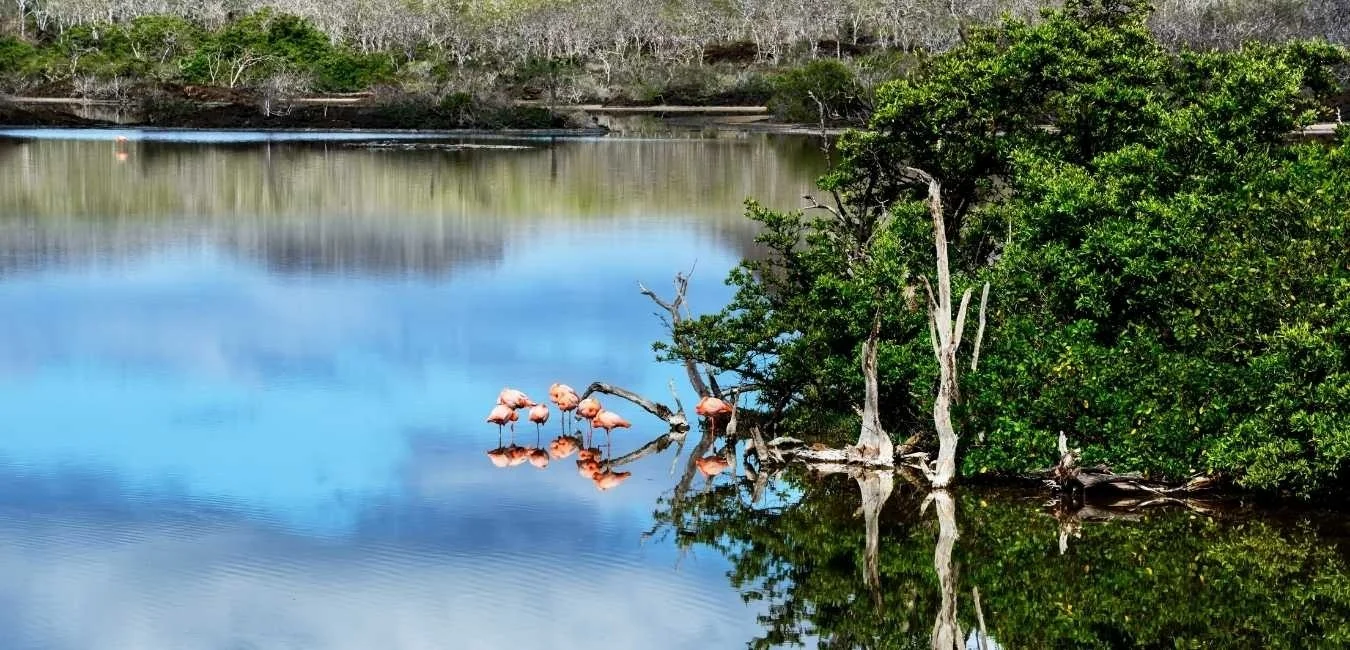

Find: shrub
768;58;868;124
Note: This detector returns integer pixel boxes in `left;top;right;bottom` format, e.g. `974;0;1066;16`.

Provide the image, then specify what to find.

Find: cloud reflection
0;464;759;650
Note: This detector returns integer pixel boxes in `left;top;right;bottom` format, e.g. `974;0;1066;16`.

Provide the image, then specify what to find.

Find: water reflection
0;134;822;277
633;430;1350;649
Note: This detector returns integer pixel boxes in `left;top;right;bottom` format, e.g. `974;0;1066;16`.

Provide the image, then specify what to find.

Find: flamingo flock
485;384;633;491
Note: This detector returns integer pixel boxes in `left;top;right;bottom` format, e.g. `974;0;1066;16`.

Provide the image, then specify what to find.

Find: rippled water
4;129;1350;650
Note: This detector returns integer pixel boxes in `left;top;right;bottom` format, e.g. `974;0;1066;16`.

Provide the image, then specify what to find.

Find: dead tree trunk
580;381;689;431
904;168;989;488
639;271;714;399
858;313;895;463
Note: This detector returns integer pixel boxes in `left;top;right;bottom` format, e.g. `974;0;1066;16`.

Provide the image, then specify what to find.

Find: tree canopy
674;0;1350;495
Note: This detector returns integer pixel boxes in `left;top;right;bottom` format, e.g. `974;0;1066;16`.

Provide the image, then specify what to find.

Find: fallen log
1047;431;1220;499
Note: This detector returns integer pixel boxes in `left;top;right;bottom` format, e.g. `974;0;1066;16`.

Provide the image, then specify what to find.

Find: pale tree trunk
857;312;894;463
905;168;989;488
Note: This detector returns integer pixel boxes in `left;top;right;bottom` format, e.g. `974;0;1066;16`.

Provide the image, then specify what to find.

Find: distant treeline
1;0;1348;111
4;0;1348;61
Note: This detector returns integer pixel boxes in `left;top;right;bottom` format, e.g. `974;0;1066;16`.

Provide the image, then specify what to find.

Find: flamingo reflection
591;469;632;491
549;435;581;459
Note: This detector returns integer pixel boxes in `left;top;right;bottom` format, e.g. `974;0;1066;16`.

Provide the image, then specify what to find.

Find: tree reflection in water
479;418;1350;648
642;430;1350;649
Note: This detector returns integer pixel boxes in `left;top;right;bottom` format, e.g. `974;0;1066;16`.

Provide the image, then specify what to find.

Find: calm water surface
1;130;1348;649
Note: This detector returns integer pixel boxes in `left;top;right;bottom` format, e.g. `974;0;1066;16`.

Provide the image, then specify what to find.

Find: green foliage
0;36;38;77
678;0;1350;495
312;50;394;92
768;58;868;124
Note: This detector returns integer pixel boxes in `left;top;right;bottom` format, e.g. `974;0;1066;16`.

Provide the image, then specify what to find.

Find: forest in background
1;0;1348;125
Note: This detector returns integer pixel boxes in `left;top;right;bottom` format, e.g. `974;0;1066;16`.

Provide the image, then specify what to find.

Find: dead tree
639;270;715;399
1047;431;1219;502
902;167;989;489
565;272;712;437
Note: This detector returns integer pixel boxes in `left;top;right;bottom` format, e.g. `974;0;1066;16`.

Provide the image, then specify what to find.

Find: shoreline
0;95;845;136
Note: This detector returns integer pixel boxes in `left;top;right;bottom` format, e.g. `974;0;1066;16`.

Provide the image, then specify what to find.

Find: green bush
768;58;868;123
313;50;394;92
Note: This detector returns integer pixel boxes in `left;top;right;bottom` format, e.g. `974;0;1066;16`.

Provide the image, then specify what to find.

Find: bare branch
802;194;844;220
971;282;991;371
637;280;677;312
667;378;686;415
638;272;710;398
580;381;689;430
952;287;974;351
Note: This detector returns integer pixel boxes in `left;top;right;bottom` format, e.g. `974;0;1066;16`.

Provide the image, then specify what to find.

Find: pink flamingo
528;403;550;434
591;410;631;450
487;448;511;468
497;388;535;409
550;384;581;432
548;383;577;403
575;397;602;444
695;396;733;436
486;404;519;436
528;448;550;469
591;410;631;435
